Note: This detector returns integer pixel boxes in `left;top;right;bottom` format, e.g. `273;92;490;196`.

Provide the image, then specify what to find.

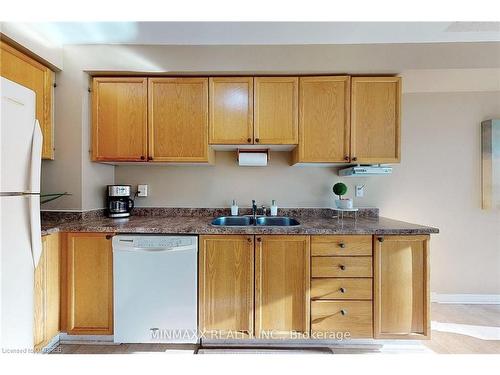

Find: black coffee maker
106;185;134;218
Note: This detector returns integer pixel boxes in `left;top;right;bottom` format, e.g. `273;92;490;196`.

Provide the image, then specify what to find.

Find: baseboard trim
58;333;115;344
431;293;500;304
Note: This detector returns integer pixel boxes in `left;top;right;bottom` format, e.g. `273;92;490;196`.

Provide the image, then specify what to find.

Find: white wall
41;47;114;210
0;22;63;69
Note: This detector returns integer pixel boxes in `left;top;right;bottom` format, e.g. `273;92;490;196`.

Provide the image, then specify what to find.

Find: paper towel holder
237;148;270;166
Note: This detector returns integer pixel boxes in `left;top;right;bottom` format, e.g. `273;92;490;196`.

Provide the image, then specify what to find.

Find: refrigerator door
0;195;35;351
0;77;37;194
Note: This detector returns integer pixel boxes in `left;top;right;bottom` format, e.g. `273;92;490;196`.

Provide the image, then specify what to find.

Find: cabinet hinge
53;82;57;88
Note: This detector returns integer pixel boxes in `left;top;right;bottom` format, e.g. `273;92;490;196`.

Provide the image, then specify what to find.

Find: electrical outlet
355;184;365;197
137;184;148;197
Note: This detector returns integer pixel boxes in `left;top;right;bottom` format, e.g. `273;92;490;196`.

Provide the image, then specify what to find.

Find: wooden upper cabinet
294;76;350;163
351;77;401;164
199;235;254;338
1;41;55;159
209;77;253;145
92;77;148;161
255;235;310;338
65;233;113;335
254;77;298;145
374;235;430;339
148;77;212;162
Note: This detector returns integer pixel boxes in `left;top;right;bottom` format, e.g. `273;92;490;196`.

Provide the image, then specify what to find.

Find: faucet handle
261;205;267;216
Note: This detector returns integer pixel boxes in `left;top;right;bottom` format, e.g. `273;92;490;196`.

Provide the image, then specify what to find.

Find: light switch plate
137;184;148;197
355;184;364;197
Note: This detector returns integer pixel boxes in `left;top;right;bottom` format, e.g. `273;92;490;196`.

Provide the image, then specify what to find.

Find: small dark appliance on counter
106;185;134;218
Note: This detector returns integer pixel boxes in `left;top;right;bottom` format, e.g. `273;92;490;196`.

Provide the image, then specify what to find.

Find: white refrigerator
0;77;43;351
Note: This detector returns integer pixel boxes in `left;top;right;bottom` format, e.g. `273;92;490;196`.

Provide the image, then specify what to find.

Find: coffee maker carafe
106;185;134;218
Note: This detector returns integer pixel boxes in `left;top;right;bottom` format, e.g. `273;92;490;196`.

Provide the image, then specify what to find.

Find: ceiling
4;22;500;46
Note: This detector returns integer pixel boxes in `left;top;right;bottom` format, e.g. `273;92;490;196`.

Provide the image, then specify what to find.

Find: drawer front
311;235;372;256
311;301;373;338
311;278;372;300
312;256;372;278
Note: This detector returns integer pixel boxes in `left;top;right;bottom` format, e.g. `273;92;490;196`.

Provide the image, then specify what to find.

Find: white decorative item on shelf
270;200;278;216
231;200;239;216
333;207;359;221
335;198;353;209
333;207;359;212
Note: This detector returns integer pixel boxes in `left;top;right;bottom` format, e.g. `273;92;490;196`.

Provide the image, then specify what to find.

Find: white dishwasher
112;235;198;344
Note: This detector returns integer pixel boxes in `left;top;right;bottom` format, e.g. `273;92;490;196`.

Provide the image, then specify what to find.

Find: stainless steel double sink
211;216;300;227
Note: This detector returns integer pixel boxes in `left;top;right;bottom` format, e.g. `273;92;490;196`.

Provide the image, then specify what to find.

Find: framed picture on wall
481;119;500;209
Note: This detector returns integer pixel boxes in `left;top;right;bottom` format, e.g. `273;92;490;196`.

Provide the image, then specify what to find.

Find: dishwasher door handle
114;246;197;253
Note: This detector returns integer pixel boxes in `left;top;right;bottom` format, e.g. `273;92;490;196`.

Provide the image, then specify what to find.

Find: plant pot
335;198;353;209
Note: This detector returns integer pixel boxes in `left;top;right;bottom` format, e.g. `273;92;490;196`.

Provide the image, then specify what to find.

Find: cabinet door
92;77;148;161
65;233;113;335
44;233;60;344
254;77;298;145
294;76;350;163
33;242;46;350
209;77;253;145
374;235;430;339
199;235;254;338
351;77;401;164
148;77;212;162
1;41;54;159
34;233;60;350
255;235;310;338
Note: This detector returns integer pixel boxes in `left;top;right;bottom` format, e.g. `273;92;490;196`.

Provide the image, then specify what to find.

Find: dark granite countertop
41;208;439;236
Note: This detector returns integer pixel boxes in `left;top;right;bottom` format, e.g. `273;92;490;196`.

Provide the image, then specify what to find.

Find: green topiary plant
333;182;348;200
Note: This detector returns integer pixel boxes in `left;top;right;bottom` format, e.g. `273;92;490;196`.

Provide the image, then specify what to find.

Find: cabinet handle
247;138;252;143
105;234;113;240
147;156;153;161
340;309;347;316
378;237;384;243
344;156;349;161
339;265;346;270
256;237;262;242
140;156;145;160
255;138;260;143
338;242;346;248
339;287;346;294
352;157;357;162
247;237;253;243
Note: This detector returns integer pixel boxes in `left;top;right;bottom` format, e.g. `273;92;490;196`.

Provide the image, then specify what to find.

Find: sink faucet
252;200;257;222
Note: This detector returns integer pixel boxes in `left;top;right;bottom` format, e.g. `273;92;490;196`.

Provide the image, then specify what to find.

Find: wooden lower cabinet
312;256;373;278
310;234;374;339
311;301;373;339
34;233;60;351
255;235;310;338
373;235;430;339
63;233;114;335
311;278;372;300
199;235;254;339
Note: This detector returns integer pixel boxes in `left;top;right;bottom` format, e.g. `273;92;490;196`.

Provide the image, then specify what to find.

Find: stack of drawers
310;235;373;338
